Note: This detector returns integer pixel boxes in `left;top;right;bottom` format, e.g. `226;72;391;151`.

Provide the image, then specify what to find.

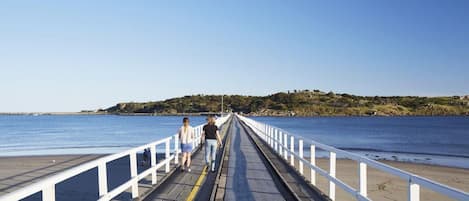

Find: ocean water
252;116;469;168
0;115;206;156
1;115;468;168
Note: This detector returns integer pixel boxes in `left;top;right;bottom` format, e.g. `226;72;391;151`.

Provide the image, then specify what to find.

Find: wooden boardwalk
142;118;232;201
223;118;285;201
143;116;328;201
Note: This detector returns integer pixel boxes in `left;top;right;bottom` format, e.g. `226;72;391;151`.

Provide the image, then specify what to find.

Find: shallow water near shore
0;115;206;156
1;115;468;168
253;116;469;168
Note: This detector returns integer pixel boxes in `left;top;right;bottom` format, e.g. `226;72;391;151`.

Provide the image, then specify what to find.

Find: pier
0;114;468;201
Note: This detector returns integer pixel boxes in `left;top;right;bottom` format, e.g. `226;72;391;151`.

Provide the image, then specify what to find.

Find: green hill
104;90;469;116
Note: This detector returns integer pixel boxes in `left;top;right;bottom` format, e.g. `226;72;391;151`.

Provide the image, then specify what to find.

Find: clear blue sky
1;1;468;112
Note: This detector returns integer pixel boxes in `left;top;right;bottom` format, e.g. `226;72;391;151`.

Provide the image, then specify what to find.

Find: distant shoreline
0;112;213;116
1;112;468;117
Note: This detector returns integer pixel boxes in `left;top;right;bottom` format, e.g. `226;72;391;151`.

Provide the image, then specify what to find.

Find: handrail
0;114;231;201
236;114;469;201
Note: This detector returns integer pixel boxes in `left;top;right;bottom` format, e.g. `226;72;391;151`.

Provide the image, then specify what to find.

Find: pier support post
98;162;108;197
165;140;170;173
310;144;316;185
329;152;336;200
359;162;367;197
151;146;157;185
409;181;420;201
290;136;294;166
42;185;55;201
299;139;304;175
130;151;139;199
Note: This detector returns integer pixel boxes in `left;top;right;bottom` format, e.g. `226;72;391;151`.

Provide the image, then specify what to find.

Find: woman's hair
208;115;215;125
183;117;189;123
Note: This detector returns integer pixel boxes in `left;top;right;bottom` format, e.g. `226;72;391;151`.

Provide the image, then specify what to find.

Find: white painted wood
150;145;157;185
274;129;278;152
42;185;55;201
270;127;273;148
279;131;283;157
130;151;139;199
310;144;316;185
299;139;304;175
290;136;295;166
284;133;288;160
409;181;420;201
329;152;336;200
175;134;179;164
165;140;170;173
359;162;367;197
98;162;108;197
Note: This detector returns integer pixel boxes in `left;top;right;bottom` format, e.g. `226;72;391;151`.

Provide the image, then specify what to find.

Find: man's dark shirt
203;124;218;139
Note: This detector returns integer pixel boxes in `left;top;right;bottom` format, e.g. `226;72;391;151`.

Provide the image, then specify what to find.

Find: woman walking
178;117;194;172
202;116;223;172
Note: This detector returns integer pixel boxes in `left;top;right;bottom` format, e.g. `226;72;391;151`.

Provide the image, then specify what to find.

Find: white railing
236;114;469;201
0;114;231;201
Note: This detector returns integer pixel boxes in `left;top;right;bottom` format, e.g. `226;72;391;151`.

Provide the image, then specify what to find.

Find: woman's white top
178;126;194;144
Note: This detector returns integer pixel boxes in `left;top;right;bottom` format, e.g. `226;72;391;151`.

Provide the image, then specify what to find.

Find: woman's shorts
181;143;193;153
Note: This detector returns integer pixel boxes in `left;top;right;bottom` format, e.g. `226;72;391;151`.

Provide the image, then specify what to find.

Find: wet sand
0;155;104;197
1;155;468;201
0;154;168;201
294;158;469;201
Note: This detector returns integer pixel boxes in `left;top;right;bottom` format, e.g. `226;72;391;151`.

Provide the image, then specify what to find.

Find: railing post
310;144;316;185
165;140;170;173
98;162;108;198
359;162;367;197
150;145;157;185
274;129;278;152
175;134;179;164
269;127;274;148
42;185;55;201
130;151;139;199
409;180;420;201
290;136;295;166
284;133;288;160
329;152;336;200
269;127;272;147
196;128;199;148
262;124;267;142
279;131;283;157
299;139;304;175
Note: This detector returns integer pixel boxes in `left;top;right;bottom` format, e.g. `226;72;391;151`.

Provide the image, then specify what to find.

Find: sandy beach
0;155;467;201
0;154;173;201
0;155;104;197
294;158;469;201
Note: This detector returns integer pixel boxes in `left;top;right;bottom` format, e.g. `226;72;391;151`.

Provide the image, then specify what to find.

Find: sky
1;0;468;112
